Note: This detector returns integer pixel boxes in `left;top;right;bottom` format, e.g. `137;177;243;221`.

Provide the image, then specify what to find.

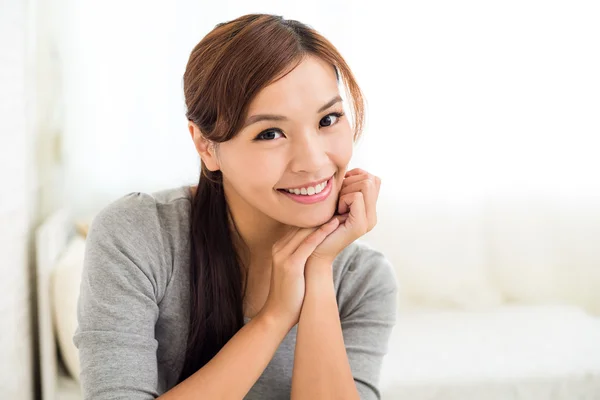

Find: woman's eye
320;112;344;128
254;129;283;141
254;112;344;141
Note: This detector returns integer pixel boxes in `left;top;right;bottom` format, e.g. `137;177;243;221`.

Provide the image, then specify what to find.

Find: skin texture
188;55;353;268
188;55;381;319
176;55;382;400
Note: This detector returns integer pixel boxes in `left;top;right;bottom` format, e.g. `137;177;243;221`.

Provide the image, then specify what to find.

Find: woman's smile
277;176;334;204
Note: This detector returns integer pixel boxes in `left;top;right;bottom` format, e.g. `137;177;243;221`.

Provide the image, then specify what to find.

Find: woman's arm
291;264;360;400
291;247;398;400
75;194;290;399
160;310;289;399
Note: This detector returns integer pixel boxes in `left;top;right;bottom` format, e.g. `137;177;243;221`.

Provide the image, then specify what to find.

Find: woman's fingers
339;181;377;228
273;227;301;250
340;173;381;195
338;178;377;198
271;168;379;266
339;173;368;188
273;226;314;259
273;218;338;263
288;218;339;264
274;226;306;251
283;227;316;253
337;191;368;235
339;171;380;232
344;168;368;178
331;213;349;224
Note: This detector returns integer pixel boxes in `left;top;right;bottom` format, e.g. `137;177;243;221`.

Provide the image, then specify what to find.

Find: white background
49;0;600;216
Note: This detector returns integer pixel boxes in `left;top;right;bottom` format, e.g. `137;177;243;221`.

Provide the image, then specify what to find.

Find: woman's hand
260;219;340;331
308;168;381;266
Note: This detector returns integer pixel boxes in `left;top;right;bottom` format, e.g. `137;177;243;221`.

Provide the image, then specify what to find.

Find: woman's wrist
256;307;296;337
305;259;335;290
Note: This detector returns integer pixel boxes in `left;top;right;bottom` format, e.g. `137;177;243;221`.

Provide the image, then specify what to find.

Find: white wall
57;1;600;216
50;1;600;313
349;0;600;202
0;0;37;398
59;0;358;217
349;0;600;313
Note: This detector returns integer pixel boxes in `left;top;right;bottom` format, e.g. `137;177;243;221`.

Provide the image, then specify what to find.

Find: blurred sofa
47;195;600;399
365;195;600;399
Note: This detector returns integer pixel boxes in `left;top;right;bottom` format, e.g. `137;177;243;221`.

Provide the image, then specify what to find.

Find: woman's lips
277;177;333;204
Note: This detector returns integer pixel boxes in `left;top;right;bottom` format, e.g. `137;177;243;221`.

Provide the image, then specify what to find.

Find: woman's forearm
159;311;289;400
290;263;360;400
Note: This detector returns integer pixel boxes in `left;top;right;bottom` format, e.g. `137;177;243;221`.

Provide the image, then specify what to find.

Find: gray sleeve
73;193;168;400
337;245;399;400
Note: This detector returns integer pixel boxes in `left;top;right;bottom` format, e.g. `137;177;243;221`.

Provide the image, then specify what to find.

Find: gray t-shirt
73;185;398;399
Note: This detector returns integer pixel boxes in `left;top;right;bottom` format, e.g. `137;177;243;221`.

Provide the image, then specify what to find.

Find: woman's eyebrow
242;95;343;129
317;95;343;113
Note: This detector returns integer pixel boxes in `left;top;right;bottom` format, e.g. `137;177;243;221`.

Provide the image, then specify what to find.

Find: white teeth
285;179;328;196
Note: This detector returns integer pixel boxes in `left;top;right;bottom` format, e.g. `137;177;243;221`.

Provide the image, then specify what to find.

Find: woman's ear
188;121;220;171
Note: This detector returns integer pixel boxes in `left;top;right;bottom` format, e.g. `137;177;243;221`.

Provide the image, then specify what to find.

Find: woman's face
204;55;353;228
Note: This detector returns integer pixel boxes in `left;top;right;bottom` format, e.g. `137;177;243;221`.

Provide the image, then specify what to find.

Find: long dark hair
177;13;366;382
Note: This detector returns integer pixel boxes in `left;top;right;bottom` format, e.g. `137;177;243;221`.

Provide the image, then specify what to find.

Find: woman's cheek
330;126;354;166
220;146;277;194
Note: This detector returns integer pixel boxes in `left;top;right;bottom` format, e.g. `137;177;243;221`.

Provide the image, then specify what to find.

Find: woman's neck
189;182;291;271
227;196;288;271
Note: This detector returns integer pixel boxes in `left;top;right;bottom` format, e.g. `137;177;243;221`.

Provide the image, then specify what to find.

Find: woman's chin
285;209;337;229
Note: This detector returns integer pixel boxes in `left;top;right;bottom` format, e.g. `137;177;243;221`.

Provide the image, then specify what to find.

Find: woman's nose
289;130;329;174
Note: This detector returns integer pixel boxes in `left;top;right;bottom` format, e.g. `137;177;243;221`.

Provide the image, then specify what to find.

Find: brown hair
178;13;365;382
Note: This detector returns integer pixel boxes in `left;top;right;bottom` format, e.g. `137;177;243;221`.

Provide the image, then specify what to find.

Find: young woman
74;13;397;400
